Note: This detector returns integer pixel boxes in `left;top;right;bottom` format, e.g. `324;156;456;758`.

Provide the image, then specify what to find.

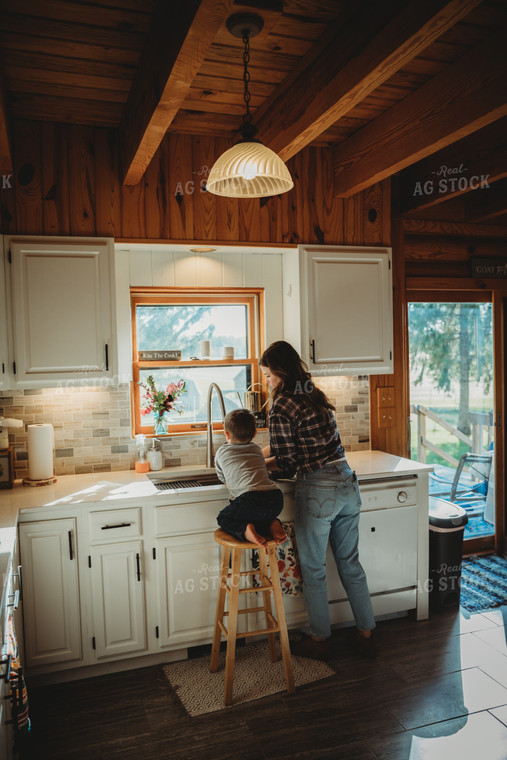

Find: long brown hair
260;341;335;416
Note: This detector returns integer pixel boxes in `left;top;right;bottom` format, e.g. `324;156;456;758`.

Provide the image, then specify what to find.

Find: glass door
408;297;495;552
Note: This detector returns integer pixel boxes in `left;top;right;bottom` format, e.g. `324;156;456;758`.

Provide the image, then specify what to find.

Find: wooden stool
210;528;295;706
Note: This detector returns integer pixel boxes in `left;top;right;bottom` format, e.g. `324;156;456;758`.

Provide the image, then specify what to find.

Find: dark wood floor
18;606;507;760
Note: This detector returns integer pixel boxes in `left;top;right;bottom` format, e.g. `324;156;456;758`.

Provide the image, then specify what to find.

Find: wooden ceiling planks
399;117;507;213
333;30;507;198
251;0;485;160
0;0;504;206
119;0;236;186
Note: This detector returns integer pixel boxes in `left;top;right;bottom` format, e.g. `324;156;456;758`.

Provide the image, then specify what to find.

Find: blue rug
464;511;494;540
460;555;507;612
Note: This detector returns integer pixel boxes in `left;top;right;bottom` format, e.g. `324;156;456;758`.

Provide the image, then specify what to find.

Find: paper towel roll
28;424;54;480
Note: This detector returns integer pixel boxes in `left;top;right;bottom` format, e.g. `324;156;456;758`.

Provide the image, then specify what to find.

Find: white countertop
0;450;432;529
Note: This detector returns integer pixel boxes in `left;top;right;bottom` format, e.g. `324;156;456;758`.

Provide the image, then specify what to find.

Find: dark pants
217;489;284;542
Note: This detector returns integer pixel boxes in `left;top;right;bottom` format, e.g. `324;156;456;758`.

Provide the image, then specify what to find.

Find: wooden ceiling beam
333;31;507;198
0;68;13;175
120;0;234;186
465;178;507;222
253;0;483;162
399;117;507;213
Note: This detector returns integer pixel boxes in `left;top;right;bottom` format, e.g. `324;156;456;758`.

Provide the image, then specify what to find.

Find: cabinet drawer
89;508;141;541
154;500;223;537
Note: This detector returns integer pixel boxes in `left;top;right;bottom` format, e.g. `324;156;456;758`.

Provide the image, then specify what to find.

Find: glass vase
153;411;168;436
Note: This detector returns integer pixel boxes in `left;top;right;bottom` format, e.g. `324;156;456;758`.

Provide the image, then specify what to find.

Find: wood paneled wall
1;120;391;246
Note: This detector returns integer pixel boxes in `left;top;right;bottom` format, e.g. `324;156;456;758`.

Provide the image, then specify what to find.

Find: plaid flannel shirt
268;393;345;477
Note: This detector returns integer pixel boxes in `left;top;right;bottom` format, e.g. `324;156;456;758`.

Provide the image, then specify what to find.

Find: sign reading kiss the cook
138;350;181;361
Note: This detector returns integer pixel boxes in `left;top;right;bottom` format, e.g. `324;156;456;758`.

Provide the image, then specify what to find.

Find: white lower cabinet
155;532;223;648
89;540;147;659
18;519;82;668
17;467;428;677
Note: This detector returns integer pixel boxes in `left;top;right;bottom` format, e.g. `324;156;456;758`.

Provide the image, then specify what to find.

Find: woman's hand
261;444;271;458
265;455;280;472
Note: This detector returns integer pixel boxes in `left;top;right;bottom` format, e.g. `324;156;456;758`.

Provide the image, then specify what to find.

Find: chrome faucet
206;382;226;468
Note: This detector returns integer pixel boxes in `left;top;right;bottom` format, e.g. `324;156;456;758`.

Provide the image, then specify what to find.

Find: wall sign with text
471;259;507;278
138;350;182;361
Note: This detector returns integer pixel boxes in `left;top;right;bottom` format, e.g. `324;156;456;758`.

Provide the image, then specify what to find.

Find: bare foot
270;519;287;545
244;523;268;547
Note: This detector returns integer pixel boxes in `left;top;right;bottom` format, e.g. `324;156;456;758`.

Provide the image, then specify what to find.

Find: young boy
215;409;286;547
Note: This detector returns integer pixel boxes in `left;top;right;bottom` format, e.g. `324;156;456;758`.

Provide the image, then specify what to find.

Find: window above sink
131;288;265;438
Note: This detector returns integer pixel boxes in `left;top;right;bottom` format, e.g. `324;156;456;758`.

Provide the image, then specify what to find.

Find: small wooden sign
138;350;181;361
471;258;507;278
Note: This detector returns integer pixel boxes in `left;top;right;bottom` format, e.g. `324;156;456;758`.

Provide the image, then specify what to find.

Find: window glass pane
136;304;248;358
139;365;251;425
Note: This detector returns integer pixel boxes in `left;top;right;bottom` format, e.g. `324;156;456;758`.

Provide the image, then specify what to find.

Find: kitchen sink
148;473;223;491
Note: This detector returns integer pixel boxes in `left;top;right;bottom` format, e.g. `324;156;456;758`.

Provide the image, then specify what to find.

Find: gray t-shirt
214;441;279;499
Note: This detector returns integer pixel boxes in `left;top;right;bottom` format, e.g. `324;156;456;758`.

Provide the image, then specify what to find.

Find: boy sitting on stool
215;409;286;547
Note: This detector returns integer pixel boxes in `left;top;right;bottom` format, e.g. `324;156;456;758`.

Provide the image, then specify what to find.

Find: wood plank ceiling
0;0;506;222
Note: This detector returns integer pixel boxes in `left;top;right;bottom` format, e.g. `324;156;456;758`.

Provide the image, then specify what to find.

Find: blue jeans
217;489;284;542
295;460;375;639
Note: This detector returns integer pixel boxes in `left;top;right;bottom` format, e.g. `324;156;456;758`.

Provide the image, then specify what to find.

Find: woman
260;340;376;661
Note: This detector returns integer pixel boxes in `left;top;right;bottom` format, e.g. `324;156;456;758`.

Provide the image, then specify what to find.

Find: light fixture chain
242;30;252;123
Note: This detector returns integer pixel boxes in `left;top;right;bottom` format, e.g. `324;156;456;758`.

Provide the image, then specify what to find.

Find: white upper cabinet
7;237;116;387
283;245;393;375
0;238;12;390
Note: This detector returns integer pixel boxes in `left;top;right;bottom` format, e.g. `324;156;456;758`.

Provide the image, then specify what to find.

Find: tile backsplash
0;377;369;479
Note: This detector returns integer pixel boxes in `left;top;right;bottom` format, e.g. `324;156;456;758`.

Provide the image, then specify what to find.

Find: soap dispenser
148;438;163;471
135;434;150;473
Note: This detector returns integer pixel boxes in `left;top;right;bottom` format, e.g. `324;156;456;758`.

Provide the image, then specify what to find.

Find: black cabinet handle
105;343;109;371
68;530;74;560
0;655;12;681
136;553;141;581
101;522;132;530
12;565;23;601
310;339;316;362
8;590;20;610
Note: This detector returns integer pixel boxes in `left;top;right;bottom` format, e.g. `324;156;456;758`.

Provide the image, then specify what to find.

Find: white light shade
206;141;294;198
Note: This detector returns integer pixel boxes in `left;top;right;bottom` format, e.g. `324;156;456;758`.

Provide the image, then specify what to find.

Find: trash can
428;497;468;611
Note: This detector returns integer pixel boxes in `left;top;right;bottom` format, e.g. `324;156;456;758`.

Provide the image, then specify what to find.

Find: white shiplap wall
115;244;293;383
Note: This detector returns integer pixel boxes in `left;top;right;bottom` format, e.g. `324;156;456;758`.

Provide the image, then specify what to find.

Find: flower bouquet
139;375;186;434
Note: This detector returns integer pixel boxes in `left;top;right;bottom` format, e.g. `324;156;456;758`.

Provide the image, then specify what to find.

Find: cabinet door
0;238;12;390
89;540;147;659
19;519;82;667
326;505;418;602
156;532;228;647
289;246;393;375
9;237;115;386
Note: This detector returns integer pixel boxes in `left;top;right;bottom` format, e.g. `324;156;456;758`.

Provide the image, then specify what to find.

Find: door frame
405;280;506;556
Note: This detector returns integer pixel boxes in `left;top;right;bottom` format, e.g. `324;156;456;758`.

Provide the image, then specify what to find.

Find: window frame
131;287;265;437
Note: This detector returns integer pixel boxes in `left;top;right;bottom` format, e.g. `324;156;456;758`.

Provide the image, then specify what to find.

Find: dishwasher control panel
358;476;417;511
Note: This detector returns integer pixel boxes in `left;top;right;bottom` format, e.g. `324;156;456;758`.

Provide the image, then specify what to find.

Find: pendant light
206;13;294;199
